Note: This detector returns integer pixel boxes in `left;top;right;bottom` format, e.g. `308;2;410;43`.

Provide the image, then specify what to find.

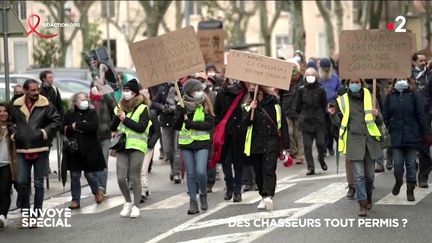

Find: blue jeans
351;150;375;202
392;147;417;183
181;149;208;201
96;139;111;190
16;152;48;209
71;171;99;203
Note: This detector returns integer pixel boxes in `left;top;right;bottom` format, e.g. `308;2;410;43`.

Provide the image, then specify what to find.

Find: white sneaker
120;202;133;217
257;198;266;210
264;197;273;211
129;206;140;218
0;215;7;228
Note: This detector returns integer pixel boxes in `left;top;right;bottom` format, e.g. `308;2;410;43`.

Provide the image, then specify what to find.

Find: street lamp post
2;1;10;102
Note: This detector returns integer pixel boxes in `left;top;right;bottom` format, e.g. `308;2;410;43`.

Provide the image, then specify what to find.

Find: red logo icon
386;22;394;31
26;14;58;38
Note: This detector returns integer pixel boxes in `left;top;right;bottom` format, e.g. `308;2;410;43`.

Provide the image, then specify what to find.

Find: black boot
358;201;367;217
199;193;208;210
187;200;199;214
346;185;355;199
392;177;403;196
366;194;372;210
233;193;242;202
407;182;416;201
319;159;328;171
224;188;233;200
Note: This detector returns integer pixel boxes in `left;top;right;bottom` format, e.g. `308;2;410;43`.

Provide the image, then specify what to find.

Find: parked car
55;78;91;93
0;83;16;102
23;68;92;80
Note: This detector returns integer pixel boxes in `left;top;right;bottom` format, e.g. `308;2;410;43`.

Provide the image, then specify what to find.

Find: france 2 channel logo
386;16;407;32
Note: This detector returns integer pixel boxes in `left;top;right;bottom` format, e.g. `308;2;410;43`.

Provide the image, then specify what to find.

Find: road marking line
242;203;325;243
145;175;298;243
237;183;296;204
295;183;347;204
376;184;432;205
74;195;125;215
185;208;301;231
177;231;266;243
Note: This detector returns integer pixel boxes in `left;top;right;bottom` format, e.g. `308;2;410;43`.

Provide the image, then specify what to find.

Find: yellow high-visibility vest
115;104;151;153
244;104;282;156
178;106;210;145
336;88;381;154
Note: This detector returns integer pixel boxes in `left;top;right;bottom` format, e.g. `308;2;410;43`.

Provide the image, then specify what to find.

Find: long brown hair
388;78;415;94
203;93;215;117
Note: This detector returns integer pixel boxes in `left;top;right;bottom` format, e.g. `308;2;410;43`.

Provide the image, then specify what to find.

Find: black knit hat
183;79;203;95
124;79;140;95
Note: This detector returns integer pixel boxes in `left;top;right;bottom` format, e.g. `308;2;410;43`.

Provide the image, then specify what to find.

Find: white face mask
207;71;216;77
193;91;204;99
78;100;89;110
91;86;99;95
306;76;316;84
123;91;134;101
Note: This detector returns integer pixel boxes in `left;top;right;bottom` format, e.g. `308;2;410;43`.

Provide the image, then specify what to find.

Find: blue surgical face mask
349;83;362;93
395;80;408;92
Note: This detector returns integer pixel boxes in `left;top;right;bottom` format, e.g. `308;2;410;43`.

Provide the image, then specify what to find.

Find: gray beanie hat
183;79;203;95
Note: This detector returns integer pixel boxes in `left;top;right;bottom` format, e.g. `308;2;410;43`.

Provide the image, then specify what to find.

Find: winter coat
295;82;327;133
383;90;429;148
9;95;62;154
151;83;177;127
91;95;115;141
174;106;214;151
330;89;383;161
40;83;64;119
63;107;106;172
319;73;341;104
411;68;432;114
214;88;248;164
279;79;304;119
0;127;18;180
246;95;290;154
148;109;161;150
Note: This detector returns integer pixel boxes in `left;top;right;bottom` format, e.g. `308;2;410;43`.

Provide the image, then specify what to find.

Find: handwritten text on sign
225;50;293;91
129;26;205;88
339;30;413;79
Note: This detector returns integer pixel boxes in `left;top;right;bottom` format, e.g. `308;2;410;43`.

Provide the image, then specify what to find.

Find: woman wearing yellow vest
328;79;382;217
174;79;214;215
246;85;290;211
111;79;150;218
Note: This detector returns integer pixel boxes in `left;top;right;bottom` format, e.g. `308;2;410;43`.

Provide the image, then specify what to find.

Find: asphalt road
1;147;431;243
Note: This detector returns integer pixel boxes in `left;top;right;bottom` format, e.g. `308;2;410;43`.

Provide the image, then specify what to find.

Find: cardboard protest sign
224;50;294;91
339;30;413;79
129;26;205;88
197;29;225;69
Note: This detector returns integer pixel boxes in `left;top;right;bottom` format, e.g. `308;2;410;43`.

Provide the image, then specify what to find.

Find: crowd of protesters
1;50;432;229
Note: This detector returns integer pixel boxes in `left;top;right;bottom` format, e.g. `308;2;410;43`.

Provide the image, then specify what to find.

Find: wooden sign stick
250;85;259;121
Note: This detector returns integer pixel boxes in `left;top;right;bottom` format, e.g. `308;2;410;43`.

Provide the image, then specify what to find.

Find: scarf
120;95;144;113
414;67;427;80
183;94;205;113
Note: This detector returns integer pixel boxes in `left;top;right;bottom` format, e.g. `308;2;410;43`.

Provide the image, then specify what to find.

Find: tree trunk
258;1;281;56
81;15;90;68
175;1;183;30
291;1;305;52
58;2;66;67
361;1;371;29
369;0;384;29
334;1;343;39
316;1;335;56
425;1;432;48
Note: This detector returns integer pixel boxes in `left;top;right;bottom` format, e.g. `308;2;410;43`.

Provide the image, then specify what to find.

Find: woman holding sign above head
328;79;382;217
295;67;328;176
382;78;432;201
244;84;289;211
174;79;215;215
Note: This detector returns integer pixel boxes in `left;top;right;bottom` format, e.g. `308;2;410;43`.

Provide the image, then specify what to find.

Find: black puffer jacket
63;107;106;172
40;83;64;118
9;95;62;153
295;82;327;133
246;95;290;154
151;83;177;127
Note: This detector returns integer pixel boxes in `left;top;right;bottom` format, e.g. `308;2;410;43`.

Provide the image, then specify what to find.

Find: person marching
245;85;289;211
383;78;431;201
213;79;248;202
329;79;382;217
63;92;106;209
295;67;328;175
174;79;215;214
111;79;150;218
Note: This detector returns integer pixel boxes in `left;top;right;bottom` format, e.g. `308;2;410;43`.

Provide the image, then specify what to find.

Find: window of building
101;1;115;18
275;35;289;57
11;1;27;20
